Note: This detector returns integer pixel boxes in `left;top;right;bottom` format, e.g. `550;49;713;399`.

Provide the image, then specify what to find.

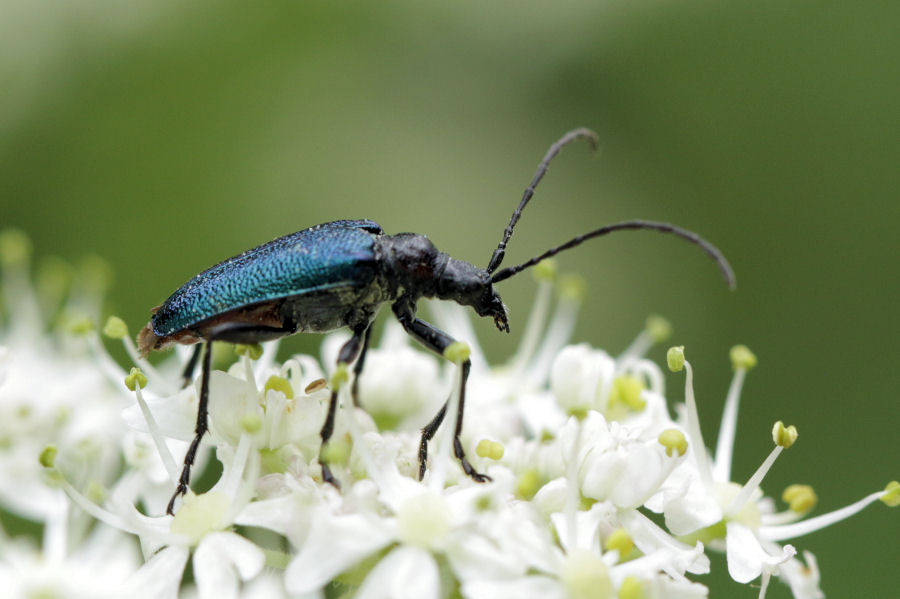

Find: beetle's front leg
391;298;490;484
319;323;369;488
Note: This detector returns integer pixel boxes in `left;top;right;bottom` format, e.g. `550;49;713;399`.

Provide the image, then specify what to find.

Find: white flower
2;231;894;599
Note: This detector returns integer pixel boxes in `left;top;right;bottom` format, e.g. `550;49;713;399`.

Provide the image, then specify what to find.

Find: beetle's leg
167;321;296;515
350;322;374;407
319;323;369;488
181;344;202;388
391;299;490;484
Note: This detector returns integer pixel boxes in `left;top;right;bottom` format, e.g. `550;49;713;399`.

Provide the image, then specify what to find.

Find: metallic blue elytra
139;128;735;516
149;219;383;338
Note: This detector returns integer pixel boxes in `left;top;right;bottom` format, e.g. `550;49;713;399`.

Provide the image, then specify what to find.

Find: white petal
356;546;439;599
462;576;568;599
778;550;824;599
194;532;265;599
619;509;710;576
725;522;795;584
285;511;393;594
123;545;189;599
662;473;723;536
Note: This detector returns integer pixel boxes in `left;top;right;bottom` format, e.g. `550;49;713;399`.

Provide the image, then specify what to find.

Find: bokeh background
2;1;897;596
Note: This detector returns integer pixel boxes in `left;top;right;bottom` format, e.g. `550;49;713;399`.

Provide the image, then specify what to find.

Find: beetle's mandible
138;128;736;514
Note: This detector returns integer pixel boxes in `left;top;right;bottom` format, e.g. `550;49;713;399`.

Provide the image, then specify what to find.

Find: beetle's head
437;258;509;333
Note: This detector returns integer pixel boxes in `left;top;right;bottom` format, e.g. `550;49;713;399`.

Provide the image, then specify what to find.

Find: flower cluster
0;229;896;599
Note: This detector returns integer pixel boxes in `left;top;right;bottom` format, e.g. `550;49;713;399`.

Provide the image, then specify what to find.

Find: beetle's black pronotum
138;128;735;514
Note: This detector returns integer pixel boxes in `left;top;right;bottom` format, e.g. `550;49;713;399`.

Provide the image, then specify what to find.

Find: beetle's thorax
376;233;509;332
376;233;448;299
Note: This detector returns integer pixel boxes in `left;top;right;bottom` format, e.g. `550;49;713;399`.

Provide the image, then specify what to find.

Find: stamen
264;375;294;399
508;259;556;376
565;416;584;551
528;275;584;387
619;314;671;365
658;429;688;457
760;486;895;541
668;347;712;488
221;431;253;500
604;527;635;559
475;439;504;460
127;367;178;483
727;422;798;516
713;345;756;482
103;316;175;394
236;343;262;390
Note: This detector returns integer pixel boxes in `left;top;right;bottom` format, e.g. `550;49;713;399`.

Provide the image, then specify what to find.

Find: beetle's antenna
490;220;736;289
486;128;599;274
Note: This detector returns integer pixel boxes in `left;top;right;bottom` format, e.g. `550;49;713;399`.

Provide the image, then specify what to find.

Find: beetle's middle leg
350;322;374;407
319;323;370;488
180;344;202;388
391;298;491;484
167;321;296;515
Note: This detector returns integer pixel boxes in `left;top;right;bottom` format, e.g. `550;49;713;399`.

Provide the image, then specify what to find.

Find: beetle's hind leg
319;323;370;488
168;340;213;515
166;321;296;515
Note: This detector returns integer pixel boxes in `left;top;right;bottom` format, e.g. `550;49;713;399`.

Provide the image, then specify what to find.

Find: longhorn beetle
138;128;735;514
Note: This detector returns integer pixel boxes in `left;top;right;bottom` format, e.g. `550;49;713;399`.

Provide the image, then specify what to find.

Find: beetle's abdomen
150;220;383;337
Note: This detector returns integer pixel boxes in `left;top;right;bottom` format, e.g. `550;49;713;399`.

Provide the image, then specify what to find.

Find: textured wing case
151;220;383;336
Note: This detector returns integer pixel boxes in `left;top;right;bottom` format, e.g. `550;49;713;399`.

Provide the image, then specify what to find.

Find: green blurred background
1;1;897;595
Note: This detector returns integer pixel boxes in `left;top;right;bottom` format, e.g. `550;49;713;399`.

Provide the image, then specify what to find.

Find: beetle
138;128;735;514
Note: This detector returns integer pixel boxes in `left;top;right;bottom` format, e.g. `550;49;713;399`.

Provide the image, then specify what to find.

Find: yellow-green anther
881;481;900;507
321;437;351;466
645;314;672;343
604;528;634;557
36;257;72;297
658;428;688;457
516;468;541;500
264;375;294;399
609;376;646;410
260;447;292;475
330;364;349;389
667;346;685;372
125;367;148;391
730;344;757;371
86;481;107;503
443;341;470;364
534;258;558;282
559;274;587;302
0;229;32;266
782;484;817;513
566;406;588;421
618;577;646;599
170;491;231;541
78;255;113;292
102;316;129;340
66;315;95;335
772;421;798;448
241;412;262;434
561;550;613;599
475;439;504;460
39;445;57;468
235;343;263;360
